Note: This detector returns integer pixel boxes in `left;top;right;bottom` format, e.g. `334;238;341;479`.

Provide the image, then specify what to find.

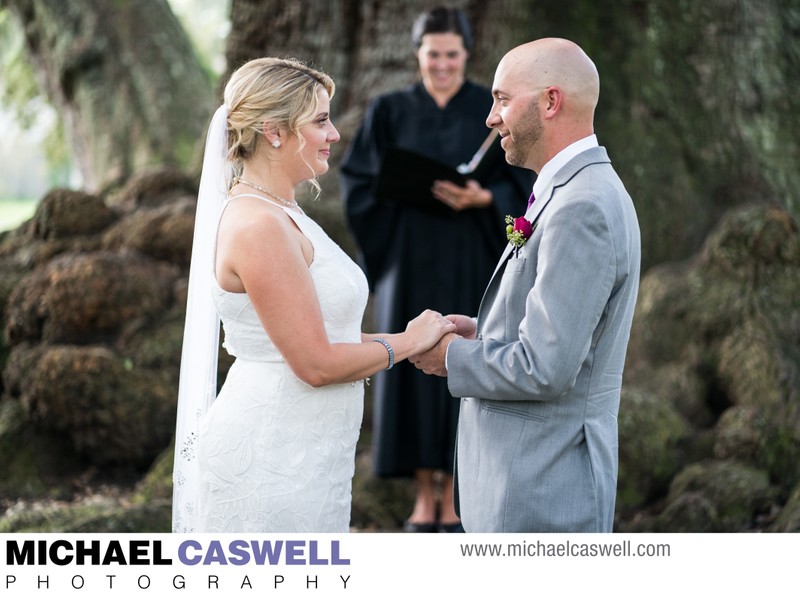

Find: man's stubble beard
503;99;543;168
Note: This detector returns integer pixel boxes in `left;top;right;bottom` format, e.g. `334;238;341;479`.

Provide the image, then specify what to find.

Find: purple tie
527;192;536;209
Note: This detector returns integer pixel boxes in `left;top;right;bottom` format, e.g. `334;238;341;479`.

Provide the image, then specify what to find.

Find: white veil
172;105;229;532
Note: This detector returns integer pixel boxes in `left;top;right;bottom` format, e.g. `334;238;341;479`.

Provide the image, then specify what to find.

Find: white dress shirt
530;134;598;208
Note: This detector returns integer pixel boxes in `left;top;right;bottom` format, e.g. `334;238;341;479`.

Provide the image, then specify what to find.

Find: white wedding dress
195;195;369;532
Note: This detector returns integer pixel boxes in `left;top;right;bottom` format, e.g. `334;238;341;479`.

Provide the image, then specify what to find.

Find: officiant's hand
409;332;459;377
432;179;492;210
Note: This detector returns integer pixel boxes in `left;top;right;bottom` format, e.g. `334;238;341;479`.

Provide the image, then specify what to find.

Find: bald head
498;38;599;120
487;38;599;170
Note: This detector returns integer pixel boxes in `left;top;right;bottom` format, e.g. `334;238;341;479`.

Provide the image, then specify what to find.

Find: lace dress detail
196;197;369;532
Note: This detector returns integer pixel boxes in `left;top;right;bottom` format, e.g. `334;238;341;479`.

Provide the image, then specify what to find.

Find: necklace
233;177;299;209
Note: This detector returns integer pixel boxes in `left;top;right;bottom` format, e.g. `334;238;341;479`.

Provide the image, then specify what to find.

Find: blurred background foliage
0;0;229;228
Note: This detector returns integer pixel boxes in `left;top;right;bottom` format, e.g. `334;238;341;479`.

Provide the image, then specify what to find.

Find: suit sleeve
447;193;618;401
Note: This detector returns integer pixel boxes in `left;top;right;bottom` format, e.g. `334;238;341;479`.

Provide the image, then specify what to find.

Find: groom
410;38;641;532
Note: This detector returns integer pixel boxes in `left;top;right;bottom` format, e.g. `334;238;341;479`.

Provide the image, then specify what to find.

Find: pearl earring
272;140;281;149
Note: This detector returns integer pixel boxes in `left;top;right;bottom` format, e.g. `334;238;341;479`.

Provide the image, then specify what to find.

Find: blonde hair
224;57;335;186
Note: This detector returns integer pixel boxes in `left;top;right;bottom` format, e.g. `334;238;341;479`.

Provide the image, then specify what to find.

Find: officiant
340;6;533;532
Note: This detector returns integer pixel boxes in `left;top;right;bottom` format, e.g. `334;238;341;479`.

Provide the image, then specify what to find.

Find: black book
373;129;502;218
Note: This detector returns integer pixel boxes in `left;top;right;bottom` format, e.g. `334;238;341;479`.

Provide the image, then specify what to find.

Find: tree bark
8;0;797;266
223;0;530;140
4;0;214;192
224;0;800;271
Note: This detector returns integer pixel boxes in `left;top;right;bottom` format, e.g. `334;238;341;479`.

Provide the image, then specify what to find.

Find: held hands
408;314;477;377
445;314;477;339
432;179;492;211
405;309;458;354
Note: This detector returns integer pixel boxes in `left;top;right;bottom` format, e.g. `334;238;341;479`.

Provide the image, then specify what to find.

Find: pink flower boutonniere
505;215;533;256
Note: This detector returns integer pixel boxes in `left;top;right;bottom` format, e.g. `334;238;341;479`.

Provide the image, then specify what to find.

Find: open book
373;129;502;218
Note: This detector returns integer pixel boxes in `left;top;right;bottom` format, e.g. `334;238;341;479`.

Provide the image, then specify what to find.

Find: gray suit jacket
447;146;640;532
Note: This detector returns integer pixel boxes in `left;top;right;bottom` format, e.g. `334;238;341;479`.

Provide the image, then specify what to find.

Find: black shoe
403;520;438;533
437;522;464;533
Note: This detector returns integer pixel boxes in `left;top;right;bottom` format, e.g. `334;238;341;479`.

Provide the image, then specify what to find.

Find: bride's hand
405;309;457;353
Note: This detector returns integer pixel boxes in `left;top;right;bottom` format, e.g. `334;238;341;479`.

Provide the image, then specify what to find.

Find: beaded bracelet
372;337;395;370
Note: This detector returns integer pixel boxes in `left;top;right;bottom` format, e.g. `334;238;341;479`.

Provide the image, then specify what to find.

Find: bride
172;57;455;533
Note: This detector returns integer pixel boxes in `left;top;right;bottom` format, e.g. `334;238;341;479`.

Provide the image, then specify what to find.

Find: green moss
770;485;800;533
0;399;82;500
667;460;776;531
617;389;692;510
0;500;171;533
132;442;174;505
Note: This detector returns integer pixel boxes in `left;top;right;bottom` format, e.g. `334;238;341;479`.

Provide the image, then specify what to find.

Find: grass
0;200;38;232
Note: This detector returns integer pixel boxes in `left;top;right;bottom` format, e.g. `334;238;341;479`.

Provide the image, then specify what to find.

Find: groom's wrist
444;334;461;371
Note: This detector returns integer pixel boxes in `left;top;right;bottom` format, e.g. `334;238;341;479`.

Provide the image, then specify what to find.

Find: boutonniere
505;215;533;256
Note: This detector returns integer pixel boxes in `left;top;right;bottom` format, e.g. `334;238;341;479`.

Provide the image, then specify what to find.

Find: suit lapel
483;178;555;289
477;146;613;328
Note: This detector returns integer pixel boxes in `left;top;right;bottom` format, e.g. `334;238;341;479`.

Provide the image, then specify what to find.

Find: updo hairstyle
223;57;335;176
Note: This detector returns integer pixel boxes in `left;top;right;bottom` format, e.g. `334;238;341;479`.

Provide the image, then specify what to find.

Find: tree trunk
223;0;531;140
585;0;800;270
4;0;798;265
224;0;800;272
4;0;214;192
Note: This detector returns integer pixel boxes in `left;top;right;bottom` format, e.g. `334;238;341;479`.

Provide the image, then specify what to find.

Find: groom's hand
409;333;458;377
446;314;477;339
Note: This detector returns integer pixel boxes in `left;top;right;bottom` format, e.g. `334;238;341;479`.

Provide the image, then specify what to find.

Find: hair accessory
272;140;281;148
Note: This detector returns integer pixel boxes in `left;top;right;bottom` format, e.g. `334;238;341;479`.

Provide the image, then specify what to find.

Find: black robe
340;81;534;477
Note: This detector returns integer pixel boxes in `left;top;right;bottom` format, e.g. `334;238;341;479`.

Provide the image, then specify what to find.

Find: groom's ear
542;87;563;120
